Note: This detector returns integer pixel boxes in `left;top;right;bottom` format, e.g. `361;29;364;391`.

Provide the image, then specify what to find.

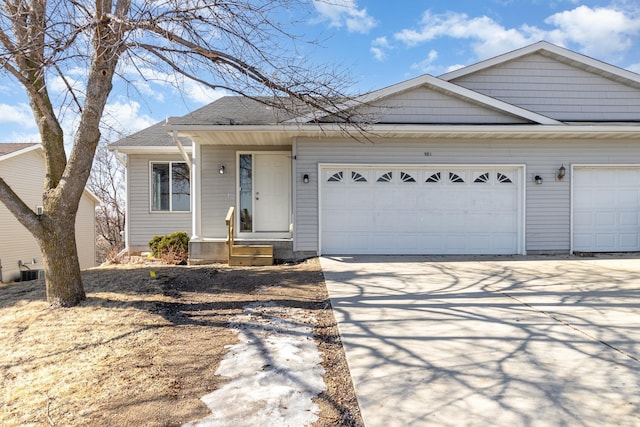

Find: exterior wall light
219;165;225;174
557;164;566;180
303;174;310;184
534;175;543;185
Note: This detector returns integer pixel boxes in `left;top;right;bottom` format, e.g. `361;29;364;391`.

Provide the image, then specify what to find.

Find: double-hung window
151;162;190;212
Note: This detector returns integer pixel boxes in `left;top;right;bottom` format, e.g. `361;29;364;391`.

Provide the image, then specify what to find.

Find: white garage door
320;165;524;255
573;167;640;252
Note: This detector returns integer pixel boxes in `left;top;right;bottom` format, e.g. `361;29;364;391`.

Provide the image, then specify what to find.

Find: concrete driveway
320;255;640;427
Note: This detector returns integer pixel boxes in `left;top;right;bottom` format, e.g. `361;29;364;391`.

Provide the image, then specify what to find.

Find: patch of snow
183;302;326;427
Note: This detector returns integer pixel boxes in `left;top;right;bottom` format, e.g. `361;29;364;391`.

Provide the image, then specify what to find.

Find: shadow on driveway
321;255;640;427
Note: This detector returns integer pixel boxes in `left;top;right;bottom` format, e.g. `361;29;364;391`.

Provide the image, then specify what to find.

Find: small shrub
148;231;189;264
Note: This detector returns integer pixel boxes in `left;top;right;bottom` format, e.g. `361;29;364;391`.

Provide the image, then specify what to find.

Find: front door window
239;154;253;232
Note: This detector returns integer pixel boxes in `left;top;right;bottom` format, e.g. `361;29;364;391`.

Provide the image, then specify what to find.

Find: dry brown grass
0;259;362;427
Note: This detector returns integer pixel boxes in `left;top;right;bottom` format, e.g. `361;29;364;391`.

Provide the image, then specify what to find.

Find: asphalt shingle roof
110;97;295;148
109;120;179;147
166;96;297;126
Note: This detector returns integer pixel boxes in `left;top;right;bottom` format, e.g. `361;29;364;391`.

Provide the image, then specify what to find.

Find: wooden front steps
226;206;274;266
229;244;274;266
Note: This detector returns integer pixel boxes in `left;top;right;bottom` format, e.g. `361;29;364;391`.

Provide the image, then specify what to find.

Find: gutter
167;123;640;140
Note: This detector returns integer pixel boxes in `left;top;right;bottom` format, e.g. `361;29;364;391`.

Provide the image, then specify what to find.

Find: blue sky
1;0;640;144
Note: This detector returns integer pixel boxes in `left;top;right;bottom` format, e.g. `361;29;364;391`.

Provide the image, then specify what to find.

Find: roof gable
440;41;640;122
308;73;560;125
441;41;640;87
352;84;530;125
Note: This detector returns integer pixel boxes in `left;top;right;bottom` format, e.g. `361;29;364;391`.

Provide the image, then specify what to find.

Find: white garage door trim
318;163;526;255
571;164;640;253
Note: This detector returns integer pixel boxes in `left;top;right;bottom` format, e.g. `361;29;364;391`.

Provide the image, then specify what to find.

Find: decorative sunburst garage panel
320;165;524;255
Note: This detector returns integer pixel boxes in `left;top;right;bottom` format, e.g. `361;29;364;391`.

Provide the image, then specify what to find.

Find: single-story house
110;41;640;263
0;143;99;282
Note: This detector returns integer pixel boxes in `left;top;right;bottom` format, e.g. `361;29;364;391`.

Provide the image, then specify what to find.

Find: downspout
112;150;127;168
173;130;192;168
111;149;130;255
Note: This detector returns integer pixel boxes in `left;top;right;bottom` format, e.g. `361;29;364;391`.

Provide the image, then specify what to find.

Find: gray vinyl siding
200;144;291;238
294;137;640;254
361;86;528;124
450;53;640;121
127;154;192;249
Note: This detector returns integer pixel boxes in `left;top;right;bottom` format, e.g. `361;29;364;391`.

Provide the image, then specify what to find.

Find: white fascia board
0;143;42;162
365;124;640;139
170;123;640;140
82;188;102;206
440;41;640;86
106;145;193;155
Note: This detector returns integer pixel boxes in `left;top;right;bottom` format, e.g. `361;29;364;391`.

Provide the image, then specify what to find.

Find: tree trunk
38;219;85;307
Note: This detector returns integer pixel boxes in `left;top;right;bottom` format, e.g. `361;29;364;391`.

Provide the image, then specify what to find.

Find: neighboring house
0;143;99;283
110;41;640;262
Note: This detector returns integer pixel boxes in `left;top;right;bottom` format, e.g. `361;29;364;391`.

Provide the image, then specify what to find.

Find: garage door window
474;173;490;183
426;172;441;183
352;171;367;182
377;172;393;182
401;172;416;182
497;173;513;183
328;171;344;182
449;172;465;183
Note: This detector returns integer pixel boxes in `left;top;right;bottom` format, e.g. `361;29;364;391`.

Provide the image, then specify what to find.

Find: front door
238;152;291;233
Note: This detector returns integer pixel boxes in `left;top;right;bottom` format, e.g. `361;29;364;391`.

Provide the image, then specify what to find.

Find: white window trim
149;160;192;213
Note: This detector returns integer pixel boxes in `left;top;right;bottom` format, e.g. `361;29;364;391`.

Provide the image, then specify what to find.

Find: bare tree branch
0;0;364;306
0;177;43;237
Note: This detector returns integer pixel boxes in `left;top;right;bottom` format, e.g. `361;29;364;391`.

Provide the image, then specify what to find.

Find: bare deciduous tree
88;145;126;263
0;0;360;306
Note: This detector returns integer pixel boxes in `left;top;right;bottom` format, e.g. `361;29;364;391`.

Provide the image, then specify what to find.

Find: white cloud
446;64;466;73
393;6;640;62
182;81;228;105
1;131;41;144
545;6;640;57
100;100;157;140
394;11;539;59
313;0;377;34
371;36;391;61
120;64;228;106
0;103;37;128
410;50;440;74
49;73;84;95
628;63;640;74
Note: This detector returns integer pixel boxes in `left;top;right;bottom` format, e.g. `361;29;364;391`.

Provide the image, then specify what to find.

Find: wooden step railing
225;206;273;266
225;206;235;264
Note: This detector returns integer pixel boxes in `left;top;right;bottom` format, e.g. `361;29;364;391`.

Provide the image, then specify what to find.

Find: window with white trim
151;162;190;211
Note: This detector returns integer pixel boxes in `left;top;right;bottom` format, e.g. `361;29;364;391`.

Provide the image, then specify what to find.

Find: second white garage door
320;165;524;255
573;166;640;252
